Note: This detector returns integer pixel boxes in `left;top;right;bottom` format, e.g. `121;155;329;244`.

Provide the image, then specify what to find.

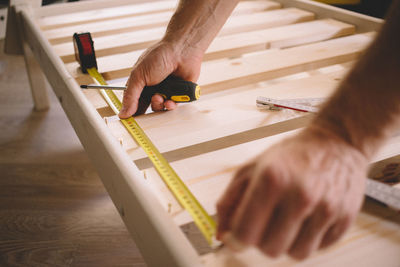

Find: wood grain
0;40;146;266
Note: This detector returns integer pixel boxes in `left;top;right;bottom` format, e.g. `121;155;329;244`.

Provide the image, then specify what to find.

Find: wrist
304;122;369;163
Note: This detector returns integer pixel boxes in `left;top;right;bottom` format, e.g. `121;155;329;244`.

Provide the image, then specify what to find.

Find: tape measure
73;32;217;246
256;96;325;113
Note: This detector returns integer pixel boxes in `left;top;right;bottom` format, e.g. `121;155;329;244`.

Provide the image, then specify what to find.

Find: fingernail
222;232;246;252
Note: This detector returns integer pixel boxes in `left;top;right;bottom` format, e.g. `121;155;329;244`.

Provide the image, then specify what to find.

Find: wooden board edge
18;6;202;267
273;0;383;32
33;0;168;18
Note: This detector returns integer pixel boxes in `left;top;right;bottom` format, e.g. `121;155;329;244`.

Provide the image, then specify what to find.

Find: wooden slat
39;0;280;30
142;122;400;226
58;18;353;64
199;32;373;93
92;69;345;165
45;11;175;45
68;18;355;80
45;1;282;45
56;27;166;63
38;0;178;30
201;199;400;266
274;0;383;32
70;31;371;87
33;0;161;17
206;18;354;60
218;7;313;36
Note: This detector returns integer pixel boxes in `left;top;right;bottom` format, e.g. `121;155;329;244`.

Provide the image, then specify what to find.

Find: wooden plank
38;0;280;30
45;10;175;45
55;27;166;63
45;7;306;45
70;31;371;88
67;17;352;84
219;7;314;36
201;199;400;266
58;18;353;64
199;32;373;93
274;0;383;32
142;122;400;226
96;69;346;165
21;41;50;111
206;19;355;60
18;7;202;267
38;0;178;30
33;0;161;17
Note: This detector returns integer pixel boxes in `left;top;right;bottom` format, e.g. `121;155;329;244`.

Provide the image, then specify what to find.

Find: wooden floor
0;40;146;266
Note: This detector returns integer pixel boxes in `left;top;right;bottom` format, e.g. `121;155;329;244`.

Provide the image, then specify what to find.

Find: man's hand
118;0;240;118
118;41;203;118
217;126;369;259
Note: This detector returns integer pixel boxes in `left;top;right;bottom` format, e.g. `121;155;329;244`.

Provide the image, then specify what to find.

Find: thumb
118;71;146;118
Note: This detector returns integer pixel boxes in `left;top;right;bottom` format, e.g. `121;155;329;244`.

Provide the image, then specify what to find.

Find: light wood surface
10;0;400;266
65;19;355;82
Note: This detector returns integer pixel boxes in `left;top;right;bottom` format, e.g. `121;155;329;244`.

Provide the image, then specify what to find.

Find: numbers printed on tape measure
86;68;218;246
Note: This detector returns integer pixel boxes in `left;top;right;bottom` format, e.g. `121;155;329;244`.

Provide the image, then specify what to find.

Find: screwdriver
80;75;201;103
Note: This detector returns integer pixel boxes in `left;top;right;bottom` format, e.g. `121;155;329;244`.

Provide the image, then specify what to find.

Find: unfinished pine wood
199;32;373;93
206;18;355;59
44;1;282;45
65;19;354;81
144;131;400;226
38;0;280;31
71;31;372;87
13;0;400;266
132;69;346;220
201;200;400;267
38;0;178;30
131;69;347;161
21;39;50;111
57;7;319;64
45;10;174;45
274;0;383;32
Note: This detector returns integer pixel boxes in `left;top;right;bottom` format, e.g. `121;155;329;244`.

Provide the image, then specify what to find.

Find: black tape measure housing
73;32;98;73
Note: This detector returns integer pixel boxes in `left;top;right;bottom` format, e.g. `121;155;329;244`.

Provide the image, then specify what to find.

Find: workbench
6;0;400;266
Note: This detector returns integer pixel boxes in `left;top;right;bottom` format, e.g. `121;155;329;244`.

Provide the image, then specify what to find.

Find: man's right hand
118;40;203;118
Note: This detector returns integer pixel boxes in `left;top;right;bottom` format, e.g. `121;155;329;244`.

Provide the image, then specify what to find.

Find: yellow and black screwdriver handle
73;32;200;114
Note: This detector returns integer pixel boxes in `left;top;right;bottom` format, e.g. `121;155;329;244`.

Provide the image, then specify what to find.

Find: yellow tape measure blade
86;67;217;246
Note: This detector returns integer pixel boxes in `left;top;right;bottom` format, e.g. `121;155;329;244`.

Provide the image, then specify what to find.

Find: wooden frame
8;0;400;266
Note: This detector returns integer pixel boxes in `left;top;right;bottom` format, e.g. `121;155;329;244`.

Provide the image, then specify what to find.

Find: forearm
162;0;239;54
313;0;400;159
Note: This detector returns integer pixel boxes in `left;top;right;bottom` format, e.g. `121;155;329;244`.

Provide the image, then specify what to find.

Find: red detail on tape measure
79;34;93;56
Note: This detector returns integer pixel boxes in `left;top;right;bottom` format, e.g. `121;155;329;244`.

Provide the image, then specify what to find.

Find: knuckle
320;201;337;219
296;187;315;209
260;168;286;190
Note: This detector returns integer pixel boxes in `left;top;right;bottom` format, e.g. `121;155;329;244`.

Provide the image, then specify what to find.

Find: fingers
258;188;315;257
230;167;284;246
119;78;179;117
119;71;146;118
216;163;254;240
319;215;352;249
288;200;339;259
150;95;178;112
